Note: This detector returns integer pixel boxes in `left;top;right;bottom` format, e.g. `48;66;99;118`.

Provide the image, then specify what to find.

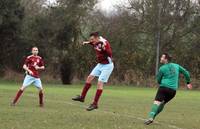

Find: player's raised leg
86;63;114;111
72;75;95;102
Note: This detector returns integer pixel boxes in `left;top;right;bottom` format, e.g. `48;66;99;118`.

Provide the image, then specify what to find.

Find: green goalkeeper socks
149;104;159;119
148;103;165;119
157;102;165;115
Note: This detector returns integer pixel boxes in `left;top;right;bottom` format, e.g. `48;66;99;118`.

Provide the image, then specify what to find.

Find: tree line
0;0;199;87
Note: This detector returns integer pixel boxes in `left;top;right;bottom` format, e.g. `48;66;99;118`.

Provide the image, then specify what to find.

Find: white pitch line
25;94;185;129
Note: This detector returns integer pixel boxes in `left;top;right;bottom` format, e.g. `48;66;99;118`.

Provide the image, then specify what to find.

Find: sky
96;0;125;12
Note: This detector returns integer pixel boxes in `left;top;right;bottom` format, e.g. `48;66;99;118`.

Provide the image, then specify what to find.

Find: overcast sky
96;0;125;12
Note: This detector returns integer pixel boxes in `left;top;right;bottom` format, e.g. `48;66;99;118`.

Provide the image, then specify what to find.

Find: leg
92;63;113;106
73;64;101;102
144;100;163;125
155;88;176;115
81;75;95;99
12;86;27;105
86;81;103;111
93;81;104;105
145;87;165;125
12;75;33;106
149;100;163;119
38;88;44;107
72;75;95;102
33;78;44;107
157;101;165;115
145;87;176;125
156;88;176;115
87;63;114;111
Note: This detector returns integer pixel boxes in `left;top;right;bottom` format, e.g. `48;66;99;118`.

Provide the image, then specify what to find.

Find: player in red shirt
72;32;114;111
11;47;45;107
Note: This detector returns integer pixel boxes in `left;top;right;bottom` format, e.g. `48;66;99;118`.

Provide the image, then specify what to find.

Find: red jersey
91;37;113;64
24;55;44;78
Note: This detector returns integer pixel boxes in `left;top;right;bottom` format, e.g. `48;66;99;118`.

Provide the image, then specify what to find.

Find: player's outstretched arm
179;65;192;89
82;41;91;45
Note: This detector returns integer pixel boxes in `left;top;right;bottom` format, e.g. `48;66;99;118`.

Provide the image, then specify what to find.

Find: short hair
163;53;172;61
90;32;99;37
32;46;38;50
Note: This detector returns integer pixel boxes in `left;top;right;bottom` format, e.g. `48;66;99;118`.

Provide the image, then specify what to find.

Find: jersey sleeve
179;65;191;84
24;57;30;66
156;68;163;84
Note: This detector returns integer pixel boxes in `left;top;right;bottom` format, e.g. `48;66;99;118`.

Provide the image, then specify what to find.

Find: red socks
81;83;103;106
81;83;91;99
13;89;44;106
13;89;23;104
93;89;103;106
39;91;44;105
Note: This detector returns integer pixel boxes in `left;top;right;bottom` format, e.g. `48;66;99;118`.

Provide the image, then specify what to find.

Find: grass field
0;82;199;129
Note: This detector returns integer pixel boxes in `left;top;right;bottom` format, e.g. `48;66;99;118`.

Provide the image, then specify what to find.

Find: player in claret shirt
11;47;45;107
72;32;114;111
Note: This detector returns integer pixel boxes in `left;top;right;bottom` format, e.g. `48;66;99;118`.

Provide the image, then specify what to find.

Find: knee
20;86;26;91
154;100;162;105
86;75;93;83
39;88;43;93
97;81;104;89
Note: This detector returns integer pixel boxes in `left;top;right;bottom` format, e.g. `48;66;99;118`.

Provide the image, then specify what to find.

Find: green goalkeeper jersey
157;63;191;90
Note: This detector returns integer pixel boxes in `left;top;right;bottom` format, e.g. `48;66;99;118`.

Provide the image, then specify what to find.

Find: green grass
0;82;199;129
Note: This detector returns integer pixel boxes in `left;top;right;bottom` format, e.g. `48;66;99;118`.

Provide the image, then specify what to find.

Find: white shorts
22;75;43;89
90;63;114;83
